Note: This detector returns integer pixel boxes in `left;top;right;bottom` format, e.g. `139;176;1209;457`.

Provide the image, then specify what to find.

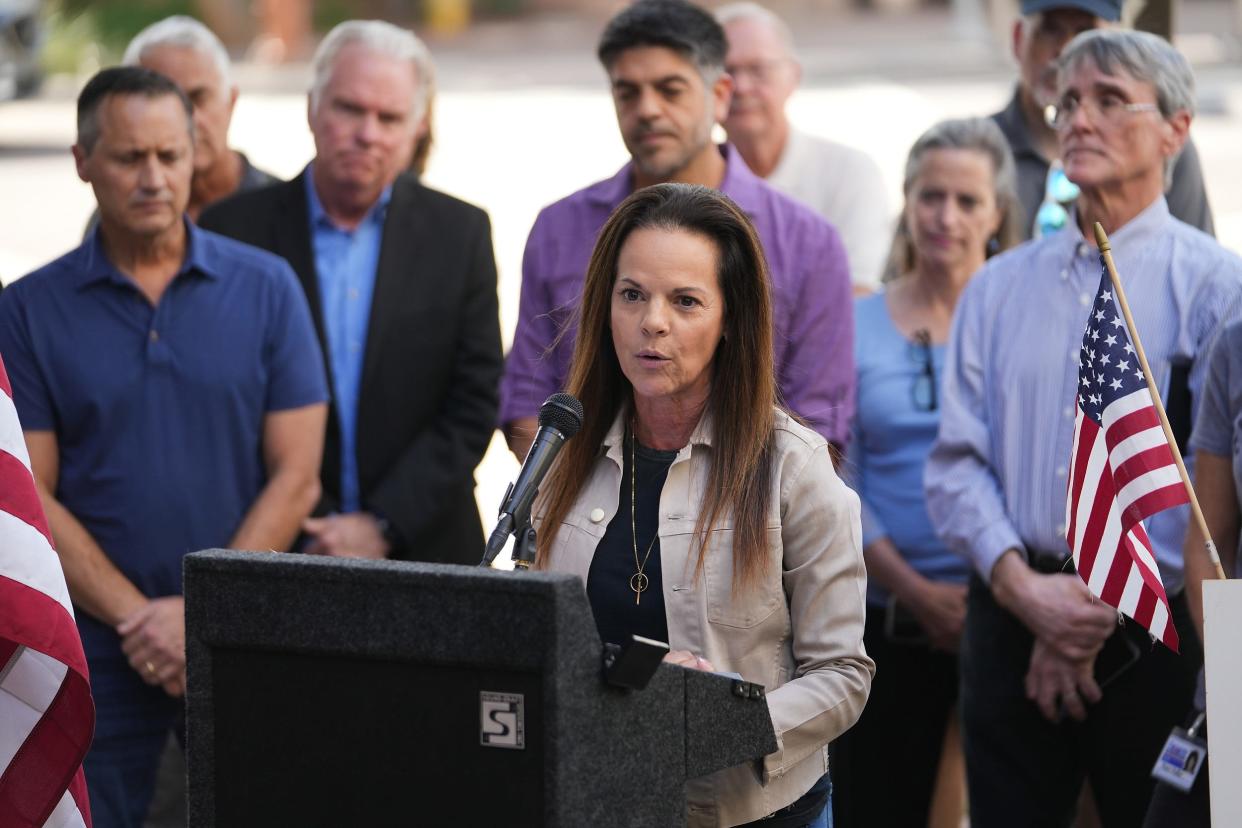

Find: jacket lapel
360;174;426;396
275;173;328;359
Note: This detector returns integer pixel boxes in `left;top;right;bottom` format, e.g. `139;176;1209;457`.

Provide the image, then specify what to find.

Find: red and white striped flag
1065;267;1185;652
0;354;94;827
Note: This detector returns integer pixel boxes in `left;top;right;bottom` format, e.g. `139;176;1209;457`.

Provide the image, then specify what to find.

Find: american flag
1065;267;1184;652
0;355;94;827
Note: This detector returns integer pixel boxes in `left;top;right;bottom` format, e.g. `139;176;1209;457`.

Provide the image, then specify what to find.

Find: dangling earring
987;236;1000;256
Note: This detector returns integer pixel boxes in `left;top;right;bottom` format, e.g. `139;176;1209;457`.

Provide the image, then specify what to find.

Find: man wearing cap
991;0;1214;238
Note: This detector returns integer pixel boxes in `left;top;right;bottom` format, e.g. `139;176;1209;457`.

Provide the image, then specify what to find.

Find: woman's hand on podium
664;650;715;672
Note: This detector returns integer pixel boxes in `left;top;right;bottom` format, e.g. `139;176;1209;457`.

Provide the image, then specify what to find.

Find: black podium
184;549;777;827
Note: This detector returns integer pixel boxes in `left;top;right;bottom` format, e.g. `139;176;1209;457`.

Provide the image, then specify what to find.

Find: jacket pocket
702;526;784;628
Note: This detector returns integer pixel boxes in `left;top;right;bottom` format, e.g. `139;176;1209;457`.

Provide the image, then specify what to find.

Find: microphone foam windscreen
539;393;584;439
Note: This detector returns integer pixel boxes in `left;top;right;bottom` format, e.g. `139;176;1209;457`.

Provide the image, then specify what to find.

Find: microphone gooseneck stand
480;392;584;569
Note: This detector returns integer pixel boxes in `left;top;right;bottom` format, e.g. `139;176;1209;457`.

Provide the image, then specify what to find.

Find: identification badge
1151;714;1206;793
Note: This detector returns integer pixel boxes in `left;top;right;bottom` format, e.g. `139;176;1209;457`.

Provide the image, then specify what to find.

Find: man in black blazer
200;20;501;566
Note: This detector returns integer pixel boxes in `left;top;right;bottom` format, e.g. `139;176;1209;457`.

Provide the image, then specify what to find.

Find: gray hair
883;116;1022;281
1059;28;1195;118
123;15;232;88
714;2;797;60
310;20;435;126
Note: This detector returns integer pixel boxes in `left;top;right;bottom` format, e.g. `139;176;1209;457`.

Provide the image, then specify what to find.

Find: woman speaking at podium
532;183;873;828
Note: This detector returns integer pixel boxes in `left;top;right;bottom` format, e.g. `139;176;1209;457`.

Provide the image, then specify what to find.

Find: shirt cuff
970;520;1026;586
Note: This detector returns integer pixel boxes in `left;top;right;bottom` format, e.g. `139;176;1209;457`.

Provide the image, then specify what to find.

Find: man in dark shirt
0;67;328;826
991;0;1214;238
201;21;502;566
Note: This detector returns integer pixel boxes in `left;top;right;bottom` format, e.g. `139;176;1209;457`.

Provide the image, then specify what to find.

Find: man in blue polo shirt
0;67;328;827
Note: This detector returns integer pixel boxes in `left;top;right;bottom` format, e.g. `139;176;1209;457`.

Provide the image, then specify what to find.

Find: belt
1026;550;1073;575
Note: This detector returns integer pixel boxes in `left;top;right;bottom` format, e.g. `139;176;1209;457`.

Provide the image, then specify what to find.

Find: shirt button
1079;292;1091;306
149;330;159;343
589;508;605;523
1064;406;1074;418
1056;466;1067;477
1077;242;1090;257
1056;523;1067;536
1060;269;1069;280
348;289;359;301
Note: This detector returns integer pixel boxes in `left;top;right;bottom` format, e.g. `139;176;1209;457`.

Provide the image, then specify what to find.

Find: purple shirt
499;145;855;445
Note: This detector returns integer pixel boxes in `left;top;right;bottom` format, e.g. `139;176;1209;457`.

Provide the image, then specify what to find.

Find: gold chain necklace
629;425;658;605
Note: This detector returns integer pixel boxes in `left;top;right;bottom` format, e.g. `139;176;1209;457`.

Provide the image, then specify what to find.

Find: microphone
481;393;584;567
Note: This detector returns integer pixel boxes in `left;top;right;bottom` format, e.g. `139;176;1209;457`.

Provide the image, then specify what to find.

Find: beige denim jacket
538;408;874;827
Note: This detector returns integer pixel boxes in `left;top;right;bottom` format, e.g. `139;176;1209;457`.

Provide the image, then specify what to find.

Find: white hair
123;15;232;87
714;2;797;60
310;20;435;125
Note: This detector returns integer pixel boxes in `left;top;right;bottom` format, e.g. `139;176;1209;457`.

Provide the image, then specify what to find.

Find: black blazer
200;172;502;565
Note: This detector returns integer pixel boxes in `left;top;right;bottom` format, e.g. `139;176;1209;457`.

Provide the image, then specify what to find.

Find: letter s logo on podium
480;691;525;749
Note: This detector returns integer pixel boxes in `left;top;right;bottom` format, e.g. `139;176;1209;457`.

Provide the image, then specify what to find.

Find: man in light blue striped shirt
926;29;1242;826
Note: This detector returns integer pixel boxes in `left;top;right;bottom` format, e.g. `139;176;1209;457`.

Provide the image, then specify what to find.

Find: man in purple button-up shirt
500;0;854;459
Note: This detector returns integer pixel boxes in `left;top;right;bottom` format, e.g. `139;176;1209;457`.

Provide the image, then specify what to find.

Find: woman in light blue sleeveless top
832;118;1021;828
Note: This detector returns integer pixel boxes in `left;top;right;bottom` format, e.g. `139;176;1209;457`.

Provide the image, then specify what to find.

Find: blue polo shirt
0;222;328;666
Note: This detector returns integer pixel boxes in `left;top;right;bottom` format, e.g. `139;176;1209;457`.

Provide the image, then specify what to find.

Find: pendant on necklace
630;571;649;605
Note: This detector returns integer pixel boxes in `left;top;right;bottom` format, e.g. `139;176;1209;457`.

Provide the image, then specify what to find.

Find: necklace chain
630;424;657;605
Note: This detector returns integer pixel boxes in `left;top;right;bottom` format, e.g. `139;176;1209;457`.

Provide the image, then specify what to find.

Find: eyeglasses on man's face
1043;92;1160;131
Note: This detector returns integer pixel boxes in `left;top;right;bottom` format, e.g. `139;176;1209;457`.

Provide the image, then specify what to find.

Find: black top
587;437;676;647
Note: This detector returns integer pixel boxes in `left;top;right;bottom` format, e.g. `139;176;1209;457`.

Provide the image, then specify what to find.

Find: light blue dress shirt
305;168;392;512
926;197;1242;589
849;294;968;606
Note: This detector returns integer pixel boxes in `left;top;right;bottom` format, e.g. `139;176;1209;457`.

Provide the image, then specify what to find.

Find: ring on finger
144;660;156;675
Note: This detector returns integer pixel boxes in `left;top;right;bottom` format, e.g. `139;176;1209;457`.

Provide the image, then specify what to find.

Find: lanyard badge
1151;712;1207;793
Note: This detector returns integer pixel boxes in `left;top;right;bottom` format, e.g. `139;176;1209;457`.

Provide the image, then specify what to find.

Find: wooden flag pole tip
1093;223;1111;253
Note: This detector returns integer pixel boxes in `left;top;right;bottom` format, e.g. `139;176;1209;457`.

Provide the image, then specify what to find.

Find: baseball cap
1019;0;1122;22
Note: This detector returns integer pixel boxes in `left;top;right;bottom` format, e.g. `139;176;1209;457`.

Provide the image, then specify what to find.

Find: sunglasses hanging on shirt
1034;160;1081;239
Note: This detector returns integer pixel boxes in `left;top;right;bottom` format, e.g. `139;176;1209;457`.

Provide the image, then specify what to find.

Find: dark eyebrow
1088;80;1134;99
613;74;691;90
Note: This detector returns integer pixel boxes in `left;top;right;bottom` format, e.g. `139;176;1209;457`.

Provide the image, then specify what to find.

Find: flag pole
1093;222;1226;581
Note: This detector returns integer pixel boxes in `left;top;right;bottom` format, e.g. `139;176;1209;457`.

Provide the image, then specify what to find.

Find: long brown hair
535;183;777;590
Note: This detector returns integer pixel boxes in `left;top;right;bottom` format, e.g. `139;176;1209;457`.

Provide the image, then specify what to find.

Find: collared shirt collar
1053;195;1172;260
586;144;762;219
75;217;219;291
601;403;717;466
304;163;393;232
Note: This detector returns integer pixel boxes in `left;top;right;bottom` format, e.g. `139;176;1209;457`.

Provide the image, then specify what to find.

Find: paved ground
2;2;1240;548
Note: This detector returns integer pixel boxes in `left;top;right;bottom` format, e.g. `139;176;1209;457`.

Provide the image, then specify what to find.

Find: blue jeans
810;795;831;828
